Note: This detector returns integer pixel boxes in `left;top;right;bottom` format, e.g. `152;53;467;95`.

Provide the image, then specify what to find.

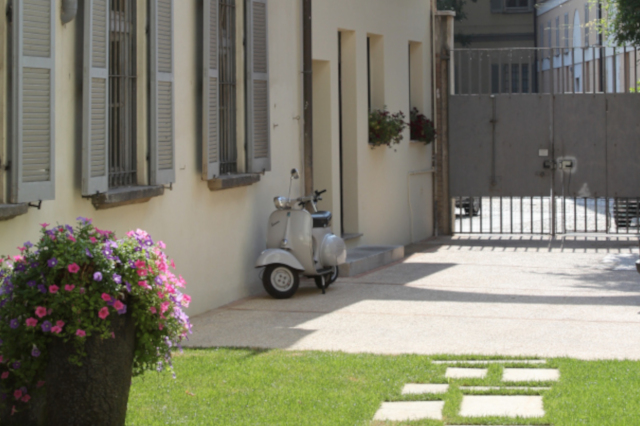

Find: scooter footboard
255;249;305;271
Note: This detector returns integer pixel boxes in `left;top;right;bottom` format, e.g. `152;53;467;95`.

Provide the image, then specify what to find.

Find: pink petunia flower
13;390;22;400
79;288;86;294
111;332;116;339
40;223;49;228
35;307;47;318
25;318;38;327
98;307;109;320
68;235;76;243
49;285;59;294
149;307;157;314
138;281;151;290
182;295;192;308
1;372;9;379
64;284;75;292
89;237;97;244
68;263;80;274
113;300;124;311
137;269;147;277
21;395;30;403
56;320;65;328
51;326;62;334
160;301;171;313
13;255;23;262
75;329;86;337
158;323;164;330
134;260;146;269
158;241;166;249
170;259;176;269
101;293;112;302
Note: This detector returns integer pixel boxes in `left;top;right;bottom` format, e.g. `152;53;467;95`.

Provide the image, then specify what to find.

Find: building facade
0;0;435;316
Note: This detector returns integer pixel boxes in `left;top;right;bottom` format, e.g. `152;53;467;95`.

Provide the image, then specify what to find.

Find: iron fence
453;46;640;96
453;196;640;235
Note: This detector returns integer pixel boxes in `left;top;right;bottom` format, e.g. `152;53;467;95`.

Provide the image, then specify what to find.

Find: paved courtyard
186;235;640;360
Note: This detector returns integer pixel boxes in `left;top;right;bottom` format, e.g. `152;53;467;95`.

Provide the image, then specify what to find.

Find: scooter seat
311;211;332;228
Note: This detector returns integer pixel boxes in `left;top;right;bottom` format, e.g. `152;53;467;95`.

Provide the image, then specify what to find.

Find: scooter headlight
274;196;290;210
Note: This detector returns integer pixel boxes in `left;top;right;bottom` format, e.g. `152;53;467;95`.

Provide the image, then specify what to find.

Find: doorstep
338;245;404;277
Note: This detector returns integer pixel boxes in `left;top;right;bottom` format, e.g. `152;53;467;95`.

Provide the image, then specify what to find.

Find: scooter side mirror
291;168;300;180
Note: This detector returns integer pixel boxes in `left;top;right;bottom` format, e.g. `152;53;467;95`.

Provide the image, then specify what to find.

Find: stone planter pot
1;310;136;426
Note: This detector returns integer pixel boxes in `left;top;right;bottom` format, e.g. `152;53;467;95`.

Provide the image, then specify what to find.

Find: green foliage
369;108;407;148
0;219;191;413
591;0;640;46
437;0;478;22
409;108;436;144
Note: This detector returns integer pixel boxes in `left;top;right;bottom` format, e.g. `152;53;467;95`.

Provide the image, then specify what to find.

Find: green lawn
126;349;640;426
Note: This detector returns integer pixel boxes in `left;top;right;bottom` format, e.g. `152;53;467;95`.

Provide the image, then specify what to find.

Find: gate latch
543;160;556;170
558;159;574;170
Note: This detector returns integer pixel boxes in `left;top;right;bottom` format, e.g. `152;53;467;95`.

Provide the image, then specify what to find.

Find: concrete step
339;245;404;277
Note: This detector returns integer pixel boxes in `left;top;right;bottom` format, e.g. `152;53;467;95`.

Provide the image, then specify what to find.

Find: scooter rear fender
255;248;305;271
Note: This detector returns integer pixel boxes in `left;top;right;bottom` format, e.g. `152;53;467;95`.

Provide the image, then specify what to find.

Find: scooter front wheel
263;264;300;299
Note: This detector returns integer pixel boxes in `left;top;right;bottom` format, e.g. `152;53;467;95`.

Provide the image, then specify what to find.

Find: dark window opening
109;0;137;188
219;0;237;174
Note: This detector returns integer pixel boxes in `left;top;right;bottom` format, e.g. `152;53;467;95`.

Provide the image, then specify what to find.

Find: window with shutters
109;0;137;188
505;0;530;11
219;0;237;174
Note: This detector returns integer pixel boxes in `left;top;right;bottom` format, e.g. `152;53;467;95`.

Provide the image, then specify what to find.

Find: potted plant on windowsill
0;219;192;426
368;107;407;148
409;107;436;145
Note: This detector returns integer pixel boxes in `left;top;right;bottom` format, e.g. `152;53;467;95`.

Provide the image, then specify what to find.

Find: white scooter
256;169;347;299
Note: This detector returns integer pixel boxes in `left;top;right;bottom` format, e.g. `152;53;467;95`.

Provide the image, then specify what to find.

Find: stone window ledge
208;173;260;191
91;186;165;210
0;203;29;221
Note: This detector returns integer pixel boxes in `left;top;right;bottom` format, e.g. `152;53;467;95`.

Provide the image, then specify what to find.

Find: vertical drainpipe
303;0;313;196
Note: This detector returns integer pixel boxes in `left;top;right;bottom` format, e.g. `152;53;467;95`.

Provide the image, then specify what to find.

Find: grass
125;349;640;426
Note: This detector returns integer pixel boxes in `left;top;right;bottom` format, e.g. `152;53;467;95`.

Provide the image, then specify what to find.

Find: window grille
219;0;237;174
109;0;137;188
505;0;528;10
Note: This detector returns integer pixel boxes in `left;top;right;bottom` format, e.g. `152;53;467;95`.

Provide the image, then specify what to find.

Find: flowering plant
0;218;191;413
409;107;436;144
368;107;407;147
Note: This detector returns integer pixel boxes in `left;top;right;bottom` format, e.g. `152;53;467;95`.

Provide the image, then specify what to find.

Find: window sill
208;174;261;191
91;186;165;210
410;140;431;145
0;203;29;221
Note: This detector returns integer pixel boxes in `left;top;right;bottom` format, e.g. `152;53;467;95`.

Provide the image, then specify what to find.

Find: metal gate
450;47;640;235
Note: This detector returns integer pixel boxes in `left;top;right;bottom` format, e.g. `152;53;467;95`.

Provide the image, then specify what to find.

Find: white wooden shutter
203;0;220;180
490;0;504;13
10;0;56;203
150;0;176;185
82;0;110;196
246;0;271;173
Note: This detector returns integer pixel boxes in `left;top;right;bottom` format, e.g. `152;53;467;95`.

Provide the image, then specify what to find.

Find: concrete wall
312;0;434;247
454;0;535;48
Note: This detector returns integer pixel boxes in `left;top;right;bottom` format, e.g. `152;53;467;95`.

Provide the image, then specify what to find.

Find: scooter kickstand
320;276;326;295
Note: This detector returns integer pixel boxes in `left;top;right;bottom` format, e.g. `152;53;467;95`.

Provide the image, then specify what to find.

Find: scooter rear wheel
263;264;300;299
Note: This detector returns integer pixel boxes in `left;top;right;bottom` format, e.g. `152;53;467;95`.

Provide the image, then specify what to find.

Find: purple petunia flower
41;321;52;332
9;319;18;329
31;347;40;358
24;241;33;249
125;281;132;293
93;272;103;282
27;280;36;287
117;304;127;315
65;225;74;233
47;258;58;268
38;285;47;294
0;338;4;345
112;274;122;284
76;217;92;225
85;248;94;258
12;362;20;370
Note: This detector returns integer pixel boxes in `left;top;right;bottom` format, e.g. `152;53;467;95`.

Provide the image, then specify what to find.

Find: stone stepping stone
459;395;545;417
372;401;445;421
445;367;488;379
433;359;546;365
402;384;449;394
460;386;551;391
503;368;560;382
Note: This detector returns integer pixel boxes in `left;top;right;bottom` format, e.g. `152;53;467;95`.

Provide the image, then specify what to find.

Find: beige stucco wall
312;0;434;247
0;0;305;316
0;0;435;316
